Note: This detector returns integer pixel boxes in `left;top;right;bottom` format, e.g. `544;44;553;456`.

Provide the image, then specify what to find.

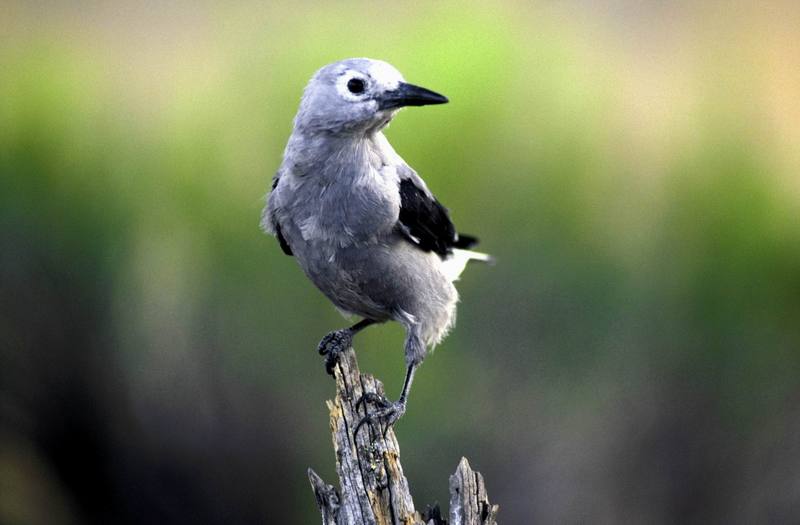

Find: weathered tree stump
308;348;499;525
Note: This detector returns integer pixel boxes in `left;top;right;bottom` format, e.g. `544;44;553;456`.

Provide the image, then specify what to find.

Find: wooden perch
308;348;499;525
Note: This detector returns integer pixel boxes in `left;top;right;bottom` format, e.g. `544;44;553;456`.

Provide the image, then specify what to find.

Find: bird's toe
354;399;406;437
317;329;352;355
318;329;354;376
356;392;392;411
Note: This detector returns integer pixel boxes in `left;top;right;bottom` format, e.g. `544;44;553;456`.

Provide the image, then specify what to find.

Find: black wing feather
453;233;478;249
398;178;478;257
275;222;293;256
270;173;293;256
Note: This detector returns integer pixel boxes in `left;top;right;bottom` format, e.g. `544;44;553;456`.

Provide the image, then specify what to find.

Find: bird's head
292;58;448;135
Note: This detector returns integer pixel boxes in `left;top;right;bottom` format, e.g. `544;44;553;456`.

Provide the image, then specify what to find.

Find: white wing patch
441;249;493;282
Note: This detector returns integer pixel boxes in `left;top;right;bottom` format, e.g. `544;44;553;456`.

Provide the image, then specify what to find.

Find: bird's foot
354;393;406;437
317;329;353;376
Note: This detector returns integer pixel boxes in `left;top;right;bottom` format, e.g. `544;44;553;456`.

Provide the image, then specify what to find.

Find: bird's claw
355;392;392;412
354;396;406;438
317;329;353;375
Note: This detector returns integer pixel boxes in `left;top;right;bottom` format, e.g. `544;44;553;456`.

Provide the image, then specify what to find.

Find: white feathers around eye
333;60;404;103
335;70;370;102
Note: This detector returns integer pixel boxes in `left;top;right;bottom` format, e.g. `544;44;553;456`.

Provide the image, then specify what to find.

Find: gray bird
262;58;491;431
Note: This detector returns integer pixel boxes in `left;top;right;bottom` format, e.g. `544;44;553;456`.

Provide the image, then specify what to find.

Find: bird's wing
396;168;479;258
262;171;293;256
274;223;293;256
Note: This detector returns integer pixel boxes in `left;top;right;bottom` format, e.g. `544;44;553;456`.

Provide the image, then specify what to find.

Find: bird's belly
296;237;457;330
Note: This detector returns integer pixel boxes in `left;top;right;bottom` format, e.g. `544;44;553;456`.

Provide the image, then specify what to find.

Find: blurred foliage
2;1;800;523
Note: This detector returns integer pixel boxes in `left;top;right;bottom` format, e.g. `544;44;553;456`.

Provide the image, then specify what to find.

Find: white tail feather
441;248;494;282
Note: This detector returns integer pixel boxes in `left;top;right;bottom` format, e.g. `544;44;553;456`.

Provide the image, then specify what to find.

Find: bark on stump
308;348;499;525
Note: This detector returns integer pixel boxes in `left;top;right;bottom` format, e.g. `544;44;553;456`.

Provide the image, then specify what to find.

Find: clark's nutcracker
262;58;491;432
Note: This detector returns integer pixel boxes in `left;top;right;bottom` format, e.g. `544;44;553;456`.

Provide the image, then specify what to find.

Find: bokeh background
2;1;800;523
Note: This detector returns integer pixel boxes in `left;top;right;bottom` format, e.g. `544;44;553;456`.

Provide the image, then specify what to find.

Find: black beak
377;82;449;111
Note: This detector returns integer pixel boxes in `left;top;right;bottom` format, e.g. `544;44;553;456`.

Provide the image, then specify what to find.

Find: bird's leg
355;363;417;437
317;318;376;375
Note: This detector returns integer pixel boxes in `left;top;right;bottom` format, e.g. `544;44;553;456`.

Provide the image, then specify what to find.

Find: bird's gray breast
273;163;402;319
284;164;400;249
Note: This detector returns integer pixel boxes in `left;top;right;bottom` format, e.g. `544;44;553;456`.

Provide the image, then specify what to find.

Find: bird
261;58;491;433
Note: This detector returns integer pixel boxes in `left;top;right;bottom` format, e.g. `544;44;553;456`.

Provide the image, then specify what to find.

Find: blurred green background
2;1;800;523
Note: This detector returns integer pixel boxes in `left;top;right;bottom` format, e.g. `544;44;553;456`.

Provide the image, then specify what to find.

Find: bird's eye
347;78;365;94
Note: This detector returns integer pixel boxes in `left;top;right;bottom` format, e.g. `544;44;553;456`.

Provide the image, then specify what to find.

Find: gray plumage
262;58;490;429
